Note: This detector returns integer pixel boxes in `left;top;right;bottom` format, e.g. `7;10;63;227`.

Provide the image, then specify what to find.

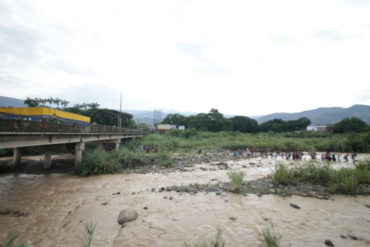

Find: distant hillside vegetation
257;105;370;125
0;96;27;107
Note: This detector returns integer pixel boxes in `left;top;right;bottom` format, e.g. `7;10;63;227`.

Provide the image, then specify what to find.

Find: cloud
356;88;370;104
312;29;355;43
176;42;227;75
0;25;41;61
0;74;25;86
270;35;298;46
1;0;370;116
0;1;10;15
45;59;103;78
340;0;370;7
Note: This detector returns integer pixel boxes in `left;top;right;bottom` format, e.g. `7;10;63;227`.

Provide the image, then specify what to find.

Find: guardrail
0;117;148;135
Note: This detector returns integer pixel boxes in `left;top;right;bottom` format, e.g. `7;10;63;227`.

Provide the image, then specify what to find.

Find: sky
0;0;369;116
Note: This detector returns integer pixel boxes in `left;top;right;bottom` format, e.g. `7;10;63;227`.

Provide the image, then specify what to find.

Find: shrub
272;164;295;185
73;147;174;176
272;161;370;194
74;151;121;176
227;171;245;192
259;222;281;247
159;153;173;167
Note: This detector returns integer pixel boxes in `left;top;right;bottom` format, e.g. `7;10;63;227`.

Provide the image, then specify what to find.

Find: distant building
306;125;328;132
156;124;177;132
178;125;186;131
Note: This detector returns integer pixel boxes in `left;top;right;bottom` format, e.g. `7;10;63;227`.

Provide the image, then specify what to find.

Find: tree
260;117;311;132
64;106;136;128
230;116;259;133
260;119;285;132
188;109;231;132
162;113;189;127
332;117;369;133
24;97;39;107
24;97;70;108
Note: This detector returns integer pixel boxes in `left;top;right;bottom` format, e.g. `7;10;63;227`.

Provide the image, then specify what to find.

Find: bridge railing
0;113;148;135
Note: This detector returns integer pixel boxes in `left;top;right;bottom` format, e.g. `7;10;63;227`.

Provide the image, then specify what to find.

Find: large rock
117;209;138;225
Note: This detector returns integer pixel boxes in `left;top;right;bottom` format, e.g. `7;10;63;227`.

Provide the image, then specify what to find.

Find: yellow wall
0;107;90;123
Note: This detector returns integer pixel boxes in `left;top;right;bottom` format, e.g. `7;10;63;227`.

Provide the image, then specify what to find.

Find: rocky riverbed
0;153;369;246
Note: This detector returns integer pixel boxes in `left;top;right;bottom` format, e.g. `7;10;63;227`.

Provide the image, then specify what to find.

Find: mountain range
1;96;369;125
256;105;370;125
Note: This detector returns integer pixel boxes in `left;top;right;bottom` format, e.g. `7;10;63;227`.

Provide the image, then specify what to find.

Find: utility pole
118;90;122;128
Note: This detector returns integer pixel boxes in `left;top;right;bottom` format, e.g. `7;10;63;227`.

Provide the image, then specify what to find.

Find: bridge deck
0;118;148;166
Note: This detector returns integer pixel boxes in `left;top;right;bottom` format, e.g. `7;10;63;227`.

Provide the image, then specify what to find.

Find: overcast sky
0;0;369;116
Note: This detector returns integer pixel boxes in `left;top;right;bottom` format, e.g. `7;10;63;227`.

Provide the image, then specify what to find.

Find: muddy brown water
0;156;370;247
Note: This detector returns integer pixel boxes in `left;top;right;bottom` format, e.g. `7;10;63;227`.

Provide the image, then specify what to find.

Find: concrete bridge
0;118;148;168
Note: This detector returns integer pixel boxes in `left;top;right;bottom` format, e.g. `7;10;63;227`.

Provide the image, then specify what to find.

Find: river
0;156;369;246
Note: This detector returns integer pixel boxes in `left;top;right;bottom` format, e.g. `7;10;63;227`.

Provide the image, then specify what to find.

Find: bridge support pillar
98;141;104;151
115;139;120;151
75;142;85;167
44;153;52;168
12;148;21;167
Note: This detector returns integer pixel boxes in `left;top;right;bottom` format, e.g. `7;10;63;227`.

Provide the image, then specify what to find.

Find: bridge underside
0;118;147;168
1;133;143;168
0;132;142;149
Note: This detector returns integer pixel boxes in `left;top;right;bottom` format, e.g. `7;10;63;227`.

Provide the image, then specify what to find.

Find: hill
0;96;27;107
256;105;370;125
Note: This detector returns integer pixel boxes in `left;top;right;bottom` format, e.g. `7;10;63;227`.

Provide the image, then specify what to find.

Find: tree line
162;109;369;134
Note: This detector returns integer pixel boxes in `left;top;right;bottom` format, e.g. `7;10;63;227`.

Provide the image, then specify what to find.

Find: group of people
140;145;159;153
321;152;357;163
232;148;358;163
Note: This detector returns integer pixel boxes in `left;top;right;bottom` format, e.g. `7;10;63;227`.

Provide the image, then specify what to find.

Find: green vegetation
1;236;26;247
65;105;136;128
259;118;311;133
230;116;259;133
332;117;369;133
81;222;96;247
162;109;311;133
74;147;173;176
24;97;69;108
272;161;370;193
227;171;245;192
141;130;370;153
183;229;225;247
259;222;281;247
0;149;12;157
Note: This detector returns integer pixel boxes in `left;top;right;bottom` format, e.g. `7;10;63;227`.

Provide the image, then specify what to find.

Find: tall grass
272;161;370;193
74;147;173;176
259;222;281;247
227;171;245;192
140;131;370;153
1;236;26;247
81;222;96;247
183;229;225;247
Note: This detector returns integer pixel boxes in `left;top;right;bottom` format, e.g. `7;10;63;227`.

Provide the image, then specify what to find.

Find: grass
81;222;96;247
227;171;245;192
73;130;369;176
183;229;225;247
259;222;281;247
74;147;173;176
1;236;26;247
272;160;370;193
140;131;370;153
